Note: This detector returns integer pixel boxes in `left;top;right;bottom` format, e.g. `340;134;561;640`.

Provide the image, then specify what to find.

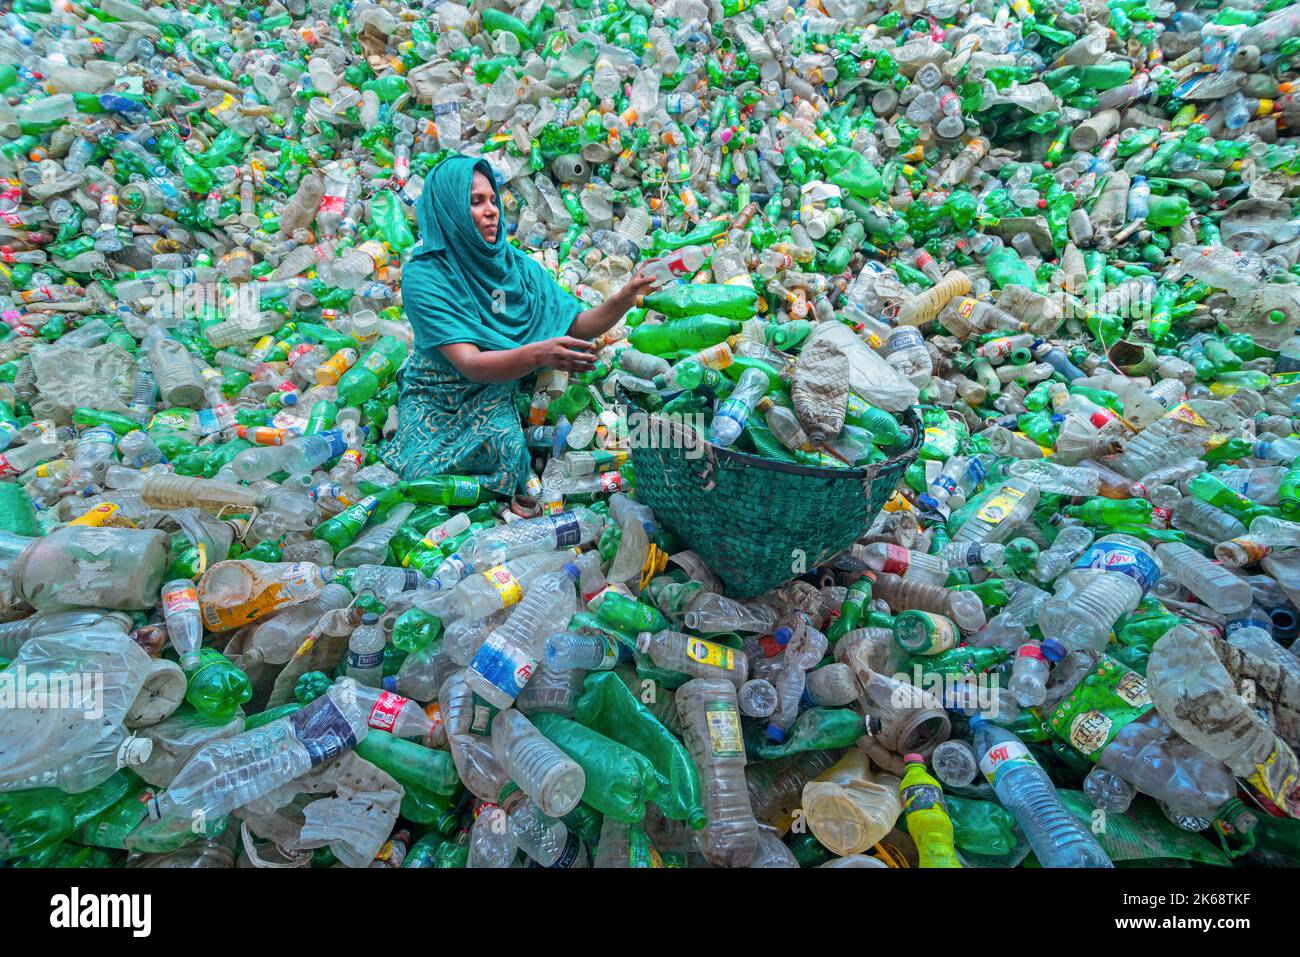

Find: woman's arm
568;267;660;340
439;338;597;384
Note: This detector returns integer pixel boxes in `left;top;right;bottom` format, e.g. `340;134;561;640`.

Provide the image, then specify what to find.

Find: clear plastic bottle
463;508;604;566
636;630;750;687
1155;541;1254;614
1037;534;1160;653
675;678;760;868
971;717;1112;868
344;612;386;687
542;631;625;672
707;367;769;447
1034;525;1095;582
1009;640;1049;708
509;795;588;868
491;708;586;818
147;679;370;822
951;476;1040;546
860;543;949;586
466;563;581;708
441;548;583;622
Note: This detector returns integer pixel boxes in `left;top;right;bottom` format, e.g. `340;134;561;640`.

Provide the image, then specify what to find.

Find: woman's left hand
616;266;661;307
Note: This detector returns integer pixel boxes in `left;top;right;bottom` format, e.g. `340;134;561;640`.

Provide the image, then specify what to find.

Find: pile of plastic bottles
1;0;1300;869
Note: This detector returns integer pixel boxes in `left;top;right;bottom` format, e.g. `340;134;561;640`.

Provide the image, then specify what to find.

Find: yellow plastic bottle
899;753;962;868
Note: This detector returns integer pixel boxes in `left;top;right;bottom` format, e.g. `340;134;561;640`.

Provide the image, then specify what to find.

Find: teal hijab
402;155;580;356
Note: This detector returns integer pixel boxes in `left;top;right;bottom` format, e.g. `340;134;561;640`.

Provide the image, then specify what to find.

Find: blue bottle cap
765;723;786;742
1040;637;1066;663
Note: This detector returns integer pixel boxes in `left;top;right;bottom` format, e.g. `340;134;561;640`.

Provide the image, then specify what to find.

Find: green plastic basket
624;402;922;599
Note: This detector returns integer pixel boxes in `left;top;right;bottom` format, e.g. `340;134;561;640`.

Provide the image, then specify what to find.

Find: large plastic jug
801;748;902;856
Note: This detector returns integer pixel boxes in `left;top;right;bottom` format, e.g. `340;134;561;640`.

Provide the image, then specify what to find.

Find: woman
382;155;655;495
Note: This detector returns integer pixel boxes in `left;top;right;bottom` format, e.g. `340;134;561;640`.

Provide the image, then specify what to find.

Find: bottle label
686;637;734;670
879;543;911;575
470;632;536;701
598;471;623;493
0;455;18;479
290;694;359;767
444;476;476;503
367;690;410;732
549;512;582;547
975;485;1026;526
201;563;322;631
481;566;523;606
978;738;1038;785
596;635;622;670
901;782;945;815
1166;403;1209;428
468;695;497;736
1016;643;1046;663
348;649;384;671
885;327;925;355
1223;538;1269;565
1226;615;1272;638
627;827;664;868
425;701;443;737
361;350;392;378
1072;541;1160;594
704;700;743;757
899;611;957;655
1044;655;1152;762
162;586;199;617
527;831;585;869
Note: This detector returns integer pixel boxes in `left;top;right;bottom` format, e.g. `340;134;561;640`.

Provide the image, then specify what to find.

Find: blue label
1227;616;1272;638
348;650;383;670
549;512;582;547
470;632;536;700
290;694;358;767
322;429;349;458
1072;542;1161;594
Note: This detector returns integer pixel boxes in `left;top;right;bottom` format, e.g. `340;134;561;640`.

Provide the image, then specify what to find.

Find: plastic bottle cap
917;494;941;512
118;736;154;767
903;752;926;766
361;612;380;624
1040;637;1066;663
563;562;581;579
382;675;397;692
765;722;786;742
773;626;792;645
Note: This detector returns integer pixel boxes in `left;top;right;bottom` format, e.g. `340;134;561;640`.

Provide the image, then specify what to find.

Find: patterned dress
379;348;530;497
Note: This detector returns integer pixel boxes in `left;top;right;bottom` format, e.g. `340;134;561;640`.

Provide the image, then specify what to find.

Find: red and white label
598;471;623;493
367;690;410;732
163;587;199;616
881;543;911;575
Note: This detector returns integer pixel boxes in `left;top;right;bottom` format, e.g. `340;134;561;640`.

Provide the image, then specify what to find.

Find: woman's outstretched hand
614;266;662;307
530;335;597;374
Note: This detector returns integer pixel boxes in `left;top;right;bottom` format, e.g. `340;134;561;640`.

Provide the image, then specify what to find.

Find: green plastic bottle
336;336;408;407
183;648;253;720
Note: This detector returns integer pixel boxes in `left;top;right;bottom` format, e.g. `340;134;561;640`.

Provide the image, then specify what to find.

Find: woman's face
470;171;500;244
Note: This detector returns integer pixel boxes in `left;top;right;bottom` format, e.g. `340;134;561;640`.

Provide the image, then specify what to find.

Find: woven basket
623;398;922;599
